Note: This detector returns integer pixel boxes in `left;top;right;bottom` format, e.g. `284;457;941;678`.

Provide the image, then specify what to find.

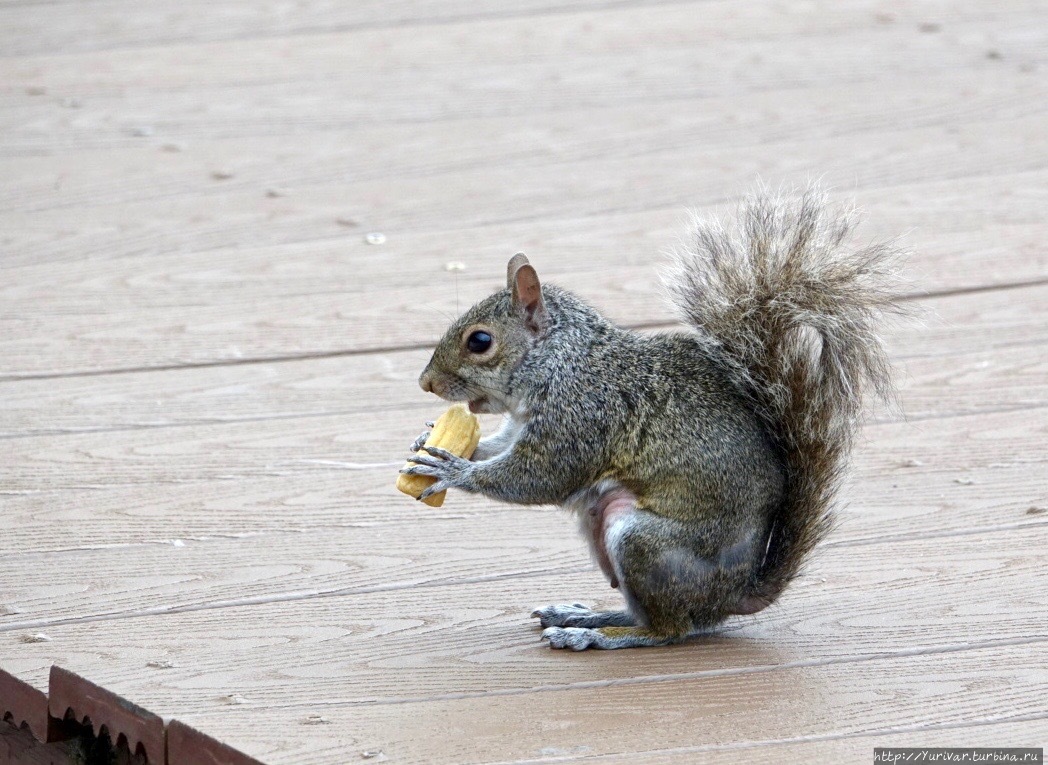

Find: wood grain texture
2;529;1045;714
0;207;1045;377
167;641;1048;764
1;0;1036;58
2;1;1040;109
570;721;1048;765
0;431;1041;561
2;77;1046;376
1;294;1046;438
1;3;1046;377
2;0;1047;758
1;75;1044;216
1;124;1046;287
1;377;1044;495
0;406;1044;632
0;1;684;57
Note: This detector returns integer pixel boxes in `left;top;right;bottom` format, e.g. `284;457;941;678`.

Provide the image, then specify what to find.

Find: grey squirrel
401;186;902;650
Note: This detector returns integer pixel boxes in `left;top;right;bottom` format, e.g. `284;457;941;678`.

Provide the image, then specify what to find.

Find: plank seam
0;0;704;60
2;278;1045;384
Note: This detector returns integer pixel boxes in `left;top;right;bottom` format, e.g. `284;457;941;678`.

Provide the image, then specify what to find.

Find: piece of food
397;404;481;507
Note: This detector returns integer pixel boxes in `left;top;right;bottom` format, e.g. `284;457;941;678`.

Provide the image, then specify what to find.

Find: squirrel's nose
419;370;435;394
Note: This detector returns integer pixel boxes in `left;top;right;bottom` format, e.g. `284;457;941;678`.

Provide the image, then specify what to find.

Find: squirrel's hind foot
541;626;681;650
531;603;635;629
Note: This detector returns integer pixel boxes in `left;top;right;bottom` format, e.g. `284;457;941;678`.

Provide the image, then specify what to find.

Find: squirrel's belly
566;479;638;589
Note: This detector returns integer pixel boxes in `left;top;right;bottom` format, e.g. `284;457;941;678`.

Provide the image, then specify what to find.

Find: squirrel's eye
467;330;493;354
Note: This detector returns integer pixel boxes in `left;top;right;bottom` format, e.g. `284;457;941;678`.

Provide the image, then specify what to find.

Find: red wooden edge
167;720;266;765
0;667;52;744
48;665;165;763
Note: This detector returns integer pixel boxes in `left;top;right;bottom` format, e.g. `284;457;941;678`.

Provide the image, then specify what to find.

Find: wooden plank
2;2;1044;377
10;715;1035;765
0;506;590;631
1;190;1046;378
1;290;1046;437
1;529;1044;711
166;720;264;765
0;0;1034;58
2;111;1046;274
1;363;1044;494
0;1;679;57
1;1;1045;266
2;169;1045;308
167;641;1048;763
2;72;1044;214
12;711;1042;765
6;54;1043;167
0;429;1041;557
0;406;1044;628
4;540;1043;758
572;722;1048;765
165;628;1048;762
2;0;1039;96
48;667;164;765
0;669;50;744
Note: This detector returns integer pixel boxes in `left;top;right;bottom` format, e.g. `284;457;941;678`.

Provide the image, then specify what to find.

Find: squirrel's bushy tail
664;185;904;602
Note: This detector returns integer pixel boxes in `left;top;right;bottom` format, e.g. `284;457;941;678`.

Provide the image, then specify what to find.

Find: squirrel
400;185;903;650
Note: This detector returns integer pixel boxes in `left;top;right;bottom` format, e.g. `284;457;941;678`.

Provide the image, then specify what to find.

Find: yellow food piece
397;404;481;507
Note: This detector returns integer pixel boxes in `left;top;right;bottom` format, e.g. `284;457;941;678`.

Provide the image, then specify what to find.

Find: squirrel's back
664;185;903;603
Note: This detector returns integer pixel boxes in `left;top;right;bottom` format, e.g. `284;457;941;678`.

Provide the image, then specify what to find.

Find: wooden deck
2;0;1047;762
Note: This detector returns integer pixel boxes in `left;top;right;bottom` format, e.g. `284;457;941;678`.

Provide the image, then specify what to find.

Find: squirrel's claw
409;430;431;453
399;464;440;477
420;445;459;461
417;481;451;501
404;453;444;469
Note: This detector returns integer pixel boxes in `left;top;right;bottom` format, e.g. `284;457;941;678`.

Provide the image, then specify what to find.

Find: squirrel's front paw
542;626;599;651
400;445;474;501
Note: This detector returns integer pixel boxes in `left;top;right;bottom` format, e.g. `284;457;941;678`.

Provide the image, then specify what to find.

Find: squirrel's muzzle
419;366;452;398
418;369;435;394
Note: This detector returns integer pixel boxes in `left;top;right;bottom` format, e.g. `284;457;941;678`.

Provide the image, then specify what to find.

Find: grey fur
662;185;904;598
414;184;902;648
541;626;679;650
531;604;636;628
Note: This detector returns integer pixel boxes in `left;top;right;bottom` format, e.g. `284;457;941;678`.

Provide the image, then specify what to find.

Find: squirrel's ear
506;252;530;289
511;261;547;333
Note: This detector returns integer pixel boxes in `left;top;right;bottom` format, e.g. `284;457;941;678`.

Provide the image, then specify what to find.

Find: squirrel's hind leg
614;509;763;640
544;482;757;650
529;481;643;643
